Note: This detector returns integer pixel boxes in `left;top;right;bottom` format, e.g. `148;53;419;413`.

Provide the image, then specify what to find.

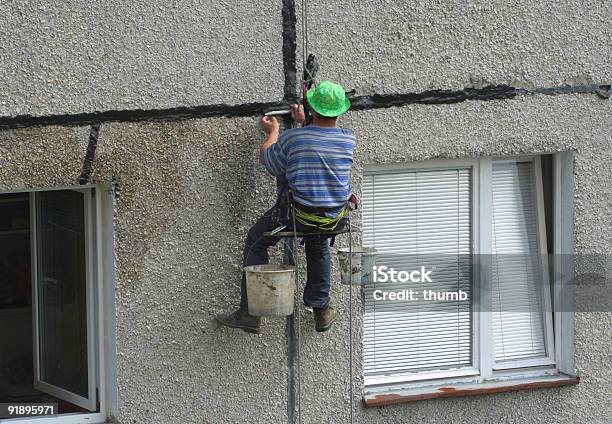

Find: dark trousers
240;206;341;311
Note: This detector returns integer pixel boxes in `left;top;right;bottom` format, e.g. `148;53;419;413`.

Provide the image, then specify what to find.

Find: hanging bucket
245;264;296;317
338;246;377;285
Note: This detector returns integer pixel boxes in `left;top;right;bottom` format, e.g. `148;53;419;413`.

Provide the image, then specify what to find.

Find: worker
216;80;357;334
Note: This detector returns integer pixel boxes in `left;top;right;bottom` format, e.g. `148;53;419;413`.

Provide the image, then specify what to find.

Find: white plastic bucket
338;246;377;285
245;264;296;316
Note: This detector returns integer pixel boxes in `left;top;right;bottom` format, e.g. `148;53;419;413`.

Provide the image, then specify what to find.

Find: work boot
215;309;261;334
313;305;336;332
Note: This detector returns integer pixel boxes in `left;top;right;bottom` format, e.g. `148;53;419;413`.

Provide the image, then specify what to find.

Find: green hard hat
306;80;351;117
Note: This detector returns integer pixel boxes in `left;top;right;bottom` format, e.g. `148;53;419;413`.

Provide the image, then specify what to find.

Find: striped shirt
263;125;356;212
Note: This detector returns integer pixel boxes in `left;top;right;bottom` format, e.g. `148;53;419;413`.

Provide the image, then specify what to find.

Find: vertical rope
290;200;302;424
348;212;354;424
296;2;306;422
301;0;308;69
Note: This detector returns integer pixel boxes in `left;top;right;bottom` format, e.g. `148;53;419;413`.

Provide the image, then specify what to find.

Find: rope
301;0;309;72
348;212;354;424
297;3;307;422
290;199;302;424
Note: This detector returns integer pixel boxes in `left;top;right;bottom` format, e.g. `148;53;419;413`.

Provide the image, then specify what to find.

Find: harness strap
293;206;348;231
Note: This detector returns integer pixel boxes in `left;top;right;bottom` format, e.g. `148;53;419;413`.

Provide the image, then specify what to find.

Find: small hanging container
338;246;378;285
245;264;296;316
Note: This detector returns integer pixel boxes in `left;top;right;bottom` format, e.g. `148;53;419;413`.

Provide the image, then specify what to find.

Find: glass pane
37;190;88;397
491;161;547;362
0;193;31;309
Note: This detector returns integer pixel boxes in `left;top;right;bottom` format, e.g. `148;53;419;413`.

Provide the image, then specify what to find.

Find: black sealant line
0;100;289;130
78;123;100;185
282;0;298;105
348;83;611;110
0;84;609;131
349;85;517;108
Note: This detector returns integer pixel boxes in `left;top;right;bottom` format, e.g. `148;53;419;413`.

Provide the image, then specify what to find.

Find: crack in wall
78;123;100;184
349;84;611;110
282;0;298;105
0;100;288;130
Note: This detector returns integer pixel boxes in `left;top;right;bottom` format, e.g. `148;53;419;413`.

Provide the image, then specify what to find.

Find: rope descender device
301;53;319;126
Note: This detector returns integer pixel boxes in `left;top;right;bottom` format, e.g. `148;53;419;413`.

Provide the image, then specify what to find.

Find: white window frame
363;153;576;392
31;188;97;411
0;184;117;424
486;156;555;371
552;152;576;376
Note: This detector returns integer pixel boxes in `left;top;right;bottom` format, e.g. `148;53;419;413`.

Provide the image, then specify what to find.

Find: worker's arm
257;104;303;156
258;116;288;176
259;116;280;164
258;106;303;174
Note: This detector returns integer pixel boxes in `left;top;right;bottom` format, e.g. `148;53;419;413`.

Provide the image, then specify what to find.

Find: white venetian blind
491;160;547;363
362;168;472;378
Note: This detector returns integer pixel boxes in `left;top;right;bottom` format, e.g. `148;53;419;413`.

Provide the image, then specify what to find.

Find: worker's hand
260;116;280;135
291;104;306;125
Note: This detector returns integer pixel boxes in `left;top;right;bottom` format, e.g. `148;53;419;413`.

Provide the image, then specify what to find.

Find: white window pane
491;161;547;362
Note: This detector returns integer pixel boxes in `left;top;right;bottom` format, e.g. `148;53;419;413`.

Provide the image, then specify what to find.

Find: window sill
363;373;579;408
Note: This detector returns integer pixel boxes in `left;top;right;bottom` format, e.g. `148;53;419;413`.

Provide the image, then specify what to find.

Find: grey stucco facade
0;1;610;423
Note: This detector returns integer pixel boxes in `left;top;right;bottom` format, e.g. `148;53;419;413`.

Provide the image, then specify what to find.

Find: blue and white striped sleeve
262;133;288;176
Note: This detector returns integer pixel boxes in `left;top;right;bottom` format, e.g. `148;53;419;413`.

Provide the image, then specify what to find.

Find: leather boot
216;309;261;334
313;304;336;332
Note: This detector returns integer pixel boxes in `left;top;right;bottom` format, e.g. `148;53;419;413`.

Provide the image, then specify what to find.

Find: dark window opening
0;190;98;417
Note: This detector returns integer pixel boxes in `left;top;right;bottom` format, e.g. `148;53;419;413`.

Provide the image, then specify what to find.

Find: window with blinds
362;168;473;379
362;157;559;386
491;161;549;364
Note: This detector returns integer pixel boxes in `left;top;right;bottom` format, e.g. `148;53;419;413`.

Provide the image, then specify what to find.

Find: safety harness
293;205;348;232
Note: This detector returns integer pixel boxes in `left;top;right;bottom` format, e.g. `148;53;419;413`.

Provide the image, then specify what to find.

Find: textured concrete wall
90;118;288;423
305;0;612;95
0;95;609;424
5;0;610;118
0;1;283;117
0;125;89;189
